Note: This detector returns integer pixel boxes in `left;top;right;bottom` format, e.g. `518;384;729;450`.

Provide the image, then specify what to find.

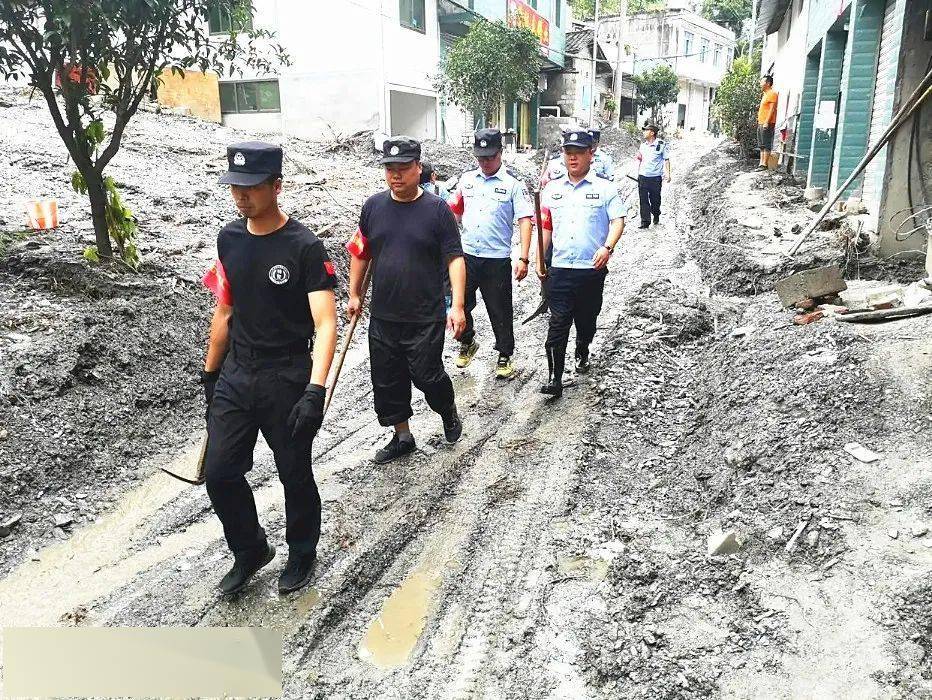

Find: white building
216;0;443;141
598;6;736;132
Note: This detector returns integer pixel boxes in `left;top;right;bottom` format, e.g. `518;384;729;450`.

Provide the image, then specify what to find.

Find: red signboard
507;0;550;47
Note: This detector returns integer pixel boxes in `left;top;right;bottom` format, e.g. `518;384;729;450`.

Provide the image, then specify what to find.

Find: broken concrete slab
840;284;905;312
707;530;740;556
844;442;883;463
53;513;73;528
775;266;847;308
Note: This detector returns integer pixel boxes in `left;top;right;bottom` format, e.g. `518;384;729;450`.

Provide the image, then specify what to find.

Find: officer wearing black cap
636;123;671;228
346;137;466;463
538;129;627;398
587;128;615;179
201;141;338;595
447;128;534;379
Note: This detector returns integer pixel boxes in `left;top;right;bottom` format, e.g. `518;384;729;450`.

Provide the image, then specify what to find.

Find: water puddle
294;588;321;617
357;567;443;669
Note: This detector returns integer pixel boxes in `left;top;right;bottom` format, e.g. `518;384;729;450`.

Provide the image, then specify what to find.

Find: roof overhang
438;0;481;38
755;0;793;38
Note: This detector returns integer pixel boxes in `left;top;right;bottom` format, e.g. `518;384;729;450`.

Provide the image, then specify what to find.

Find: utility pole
590;0;600;126
613;0;628;127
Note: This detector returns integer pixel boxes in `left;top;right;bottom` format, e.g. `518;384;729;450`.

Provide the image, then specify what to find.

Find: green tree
436;20;542;126
712;54;760;156
569;0;663;20
632;63;679;130
700;0;752;38
0;0;287;268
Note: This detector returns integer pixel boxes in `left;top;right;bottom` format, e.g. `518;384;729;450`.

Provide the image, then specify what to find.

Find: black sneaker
374;434;416;464
278;552;317;594
441;405;462;443
653;215;660;225
575;348;591;375
638;222;650;229
540;379;563;398
219;542;275;595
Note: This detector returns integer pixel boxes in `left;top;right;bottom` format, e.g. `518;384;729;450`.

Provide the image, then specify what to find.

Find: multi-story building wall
759;0;930;257
598;5;736;132
204;0;569;146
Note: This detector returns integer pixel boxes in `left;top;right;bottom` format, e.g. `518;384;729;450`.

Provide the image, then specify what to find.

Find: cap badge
390;146;400;156
233;152;246;166
569;133;578;141
480;140;488;147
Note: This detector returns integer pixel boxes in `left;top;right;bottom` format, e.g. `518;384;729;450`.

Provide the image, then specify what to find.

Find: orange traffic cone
26;199;59;230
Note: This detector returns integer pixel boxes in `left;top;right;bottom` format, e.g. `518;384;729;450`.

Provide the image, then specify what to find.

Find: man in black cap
447;128;533;378
636;123;671;228
538;129;627;398
346;136;466;464
201;141;338;595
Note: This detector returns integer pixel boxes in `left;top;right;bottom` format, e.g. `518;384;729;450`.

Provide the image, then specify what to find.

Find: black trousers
461;253;515;356
369;317;456;427
205;345;321;559
638;175;663;225
545;267;607;378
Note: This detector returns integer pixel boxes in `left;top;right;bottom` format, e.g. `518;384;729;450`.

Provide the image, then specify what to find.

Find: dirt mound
626;278;713;343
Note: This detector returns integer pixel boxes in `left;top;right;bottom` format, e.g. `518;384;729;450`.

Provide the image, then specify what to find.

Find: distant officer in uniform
420;160;438;195
201;141;338;595
636;123;671;229
447;128;534;379
588;128;615;180
346;137;466;464
538;129;627;398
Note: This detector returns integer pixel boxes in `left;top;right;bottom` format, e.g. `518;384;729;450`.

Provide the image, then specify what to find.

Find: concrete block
707;530;740;556
775;266;848;308
840;284;905;311
805;186;825;201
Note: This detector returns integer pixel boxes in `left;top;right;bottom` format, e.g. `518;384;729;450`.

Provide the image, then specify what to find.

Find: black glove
200;369;221;423
287;383;326;440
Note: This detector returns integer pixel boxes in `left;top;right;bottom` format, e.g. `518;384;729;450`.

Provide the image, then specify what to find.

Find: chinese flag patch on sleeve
345;228;371;260
540;206;553;231
448;190;465;216
202;258;233;306
324;260;336;276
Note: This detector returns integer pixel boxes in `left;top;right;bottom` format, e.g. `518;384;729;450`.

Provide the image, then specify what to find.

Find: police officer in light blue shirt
538;129;627;398
636;122;671;228
588;129;615;180
448;128;534;379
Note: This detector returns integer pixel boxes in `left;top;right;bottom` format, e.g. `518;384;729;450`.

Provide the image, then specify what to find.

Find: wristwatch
602;245;614;254
518;257;530;264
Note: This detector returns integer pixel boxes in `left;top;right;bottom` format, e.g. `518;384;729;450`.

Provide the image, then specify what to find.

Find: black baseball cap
643;122;659;133
587;128;601;141
219;141;282;186
381;136;421;164
473;128;502;156
562;129;593;149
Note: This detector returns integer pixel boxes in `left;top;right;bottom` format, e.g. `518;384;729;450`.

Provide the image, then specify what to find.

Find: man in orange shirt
757;75;778;169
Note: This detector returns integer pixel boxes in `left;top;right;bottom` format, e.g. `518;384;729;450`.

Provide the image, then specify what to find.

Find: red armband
448;191;465;216
346;228;371;260
202;259;233;306
540;206;553;232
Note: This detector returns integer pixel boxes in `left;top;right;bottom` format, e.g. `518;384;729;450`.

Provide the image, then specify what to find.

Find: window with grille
208;2;253;34
219;80;281;113
684;32;694;56
400;0;426;32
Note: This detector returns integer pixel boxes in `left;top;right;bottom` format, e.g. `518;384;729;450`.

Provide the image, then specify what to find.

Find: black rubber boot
278;552;317;594
540;345;564;398
374;433;416;464
575;346;591;375
653;214;660;225
638;221;650;229
441;405;462;443
219;542;276;595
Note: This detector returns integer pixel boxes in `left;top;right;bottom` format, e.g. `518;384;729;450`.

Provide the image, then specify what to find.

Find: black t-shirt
218;217;337;350
358;190;462;323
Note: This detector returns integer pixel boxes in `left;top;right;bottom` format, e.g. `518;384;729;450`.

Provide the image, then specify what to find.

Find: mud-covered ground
1;90;931;699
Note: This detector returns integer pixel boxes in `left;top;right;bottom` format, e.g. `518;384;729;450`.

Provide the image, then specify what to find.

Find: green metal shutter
863;0;903;223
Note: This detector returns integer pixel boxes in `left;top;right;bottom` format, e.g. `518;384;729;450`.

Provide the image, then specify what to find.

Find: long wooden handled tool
324;263;372;415
523;149;552;325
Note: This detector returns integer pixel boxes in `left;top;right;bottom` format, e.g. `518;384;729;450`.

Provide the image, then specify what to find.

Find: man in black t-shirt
346;136;466;464
201;141;338;596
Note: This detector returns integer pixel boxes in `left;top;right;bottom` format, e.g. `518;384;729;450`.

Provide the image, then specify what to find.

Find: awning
438;0;481;38
755;0;793;38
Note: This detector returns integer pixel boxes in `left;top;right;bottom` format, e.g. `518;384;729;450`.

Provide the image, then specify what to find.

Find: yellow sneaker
454;340;479;368
495;355;515;379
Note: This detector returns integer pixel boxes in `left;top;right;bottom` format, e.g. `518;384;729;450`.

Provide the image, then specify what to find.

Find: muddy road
2;123;932;699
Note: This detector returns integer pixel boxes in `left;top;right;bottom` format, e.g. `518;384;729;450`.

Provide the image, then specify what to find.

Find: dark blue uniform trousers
638;175;663;225
461;253;515;356
545;267;608;379
205;344;321;560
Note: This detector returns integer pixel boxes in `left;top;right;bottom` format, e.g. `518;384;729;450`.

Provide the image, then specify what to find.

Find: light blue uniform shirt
542;170;627;270
593;147;615;179
453;166;534;258
638;138;669;177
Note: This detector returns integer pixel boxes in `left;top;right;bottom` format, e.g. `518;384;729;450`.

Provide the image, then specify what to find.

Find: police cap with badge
587;128;601;142
562;128;594;150
219;141;283;186
381;136;421;164
473;128;503;156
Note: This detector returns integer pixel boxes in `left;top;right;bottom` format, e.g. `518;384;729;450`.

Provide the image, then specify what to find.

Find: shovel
160;432;209;485
523;151;552;325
